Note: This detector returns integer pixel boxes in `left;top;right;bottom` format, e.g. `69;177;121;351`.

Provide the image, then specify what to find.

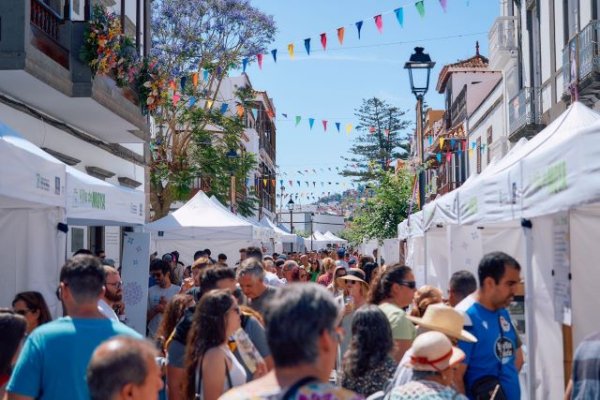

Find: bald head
87;336;162;400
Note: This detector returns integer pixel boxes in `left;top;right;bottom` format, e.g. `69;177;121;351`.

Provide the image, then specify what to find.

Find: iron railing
508;87;542;135
31;0;62;41
562;20;600;95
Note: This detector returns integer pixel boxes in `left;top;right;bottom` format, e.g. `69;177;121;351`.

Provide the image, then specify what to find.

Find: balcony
562;20;600;106
508;87;544;142
488;17;518;70
450;86;467;128
0;0;148;143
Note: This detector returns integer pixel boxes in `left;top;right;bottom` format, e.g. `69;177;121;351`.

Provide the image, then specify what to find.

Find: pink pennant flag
446;152;452;162
439;0;448;12
374;15;383;33
369;126;376;133
172;93;180;106
322;120;328;131
257;53;263;69
320;33;327;51
384;129;390;136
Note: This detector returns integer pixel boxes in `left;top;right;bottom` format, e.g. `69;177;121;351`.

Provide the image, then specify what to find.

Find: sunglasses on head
397;280;416;289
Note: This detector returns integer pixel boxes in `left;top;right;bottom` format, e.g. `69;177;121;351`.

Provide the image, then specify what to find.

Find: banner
121;232;151;335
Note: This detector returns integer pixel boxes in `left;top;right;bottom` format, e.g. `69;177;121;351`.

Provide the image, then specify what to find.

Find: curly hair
183;290;235;398
409;285;443;318
155;294;190;352
368;264;412;305
342;305;393;377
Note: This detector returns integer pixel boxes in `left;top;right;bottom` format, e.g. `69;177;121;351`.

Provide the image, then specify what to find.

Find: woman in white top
184;290;247;400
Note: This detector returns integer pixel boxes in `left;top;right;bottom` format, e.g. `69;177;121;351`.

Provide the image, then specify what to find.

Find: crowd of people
0;246;597;400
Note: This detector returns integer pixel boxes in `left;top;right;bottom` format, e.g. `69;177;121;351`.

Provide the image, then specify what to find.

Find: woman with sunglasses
184;290;246;400
368;264;417;362
11;291;52;334
327;266;348;296
337;269;370;357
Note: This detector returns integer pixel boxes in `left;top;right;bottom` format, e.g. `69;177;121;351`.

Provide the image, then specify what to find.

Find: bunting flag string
355;21;363;39
271;49;278;63
415;0;426;17
304;38;311;55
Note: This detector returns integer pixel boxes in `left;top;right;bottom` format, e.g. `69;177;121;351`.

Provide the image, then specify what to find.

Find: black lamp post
286;198;295;251
405;47;435;209
226;148;239;212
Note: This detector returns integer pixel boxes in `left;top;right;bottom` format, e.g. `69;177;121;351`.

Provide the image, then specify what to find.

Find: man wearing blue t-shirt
7;255;141;400
455;252;521;400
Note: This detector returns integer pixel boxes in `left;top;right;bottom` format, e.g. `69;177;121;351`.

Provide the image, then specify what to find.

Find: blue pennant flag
251;109;258;120
304;38;311;55
335;122;341;132
308;118;315;130
271;49;278;63
220;103;229;114
189;96;196;107
356;21;363;39
436;153;442;163
180;76;187;91
394;8;404;27
242;58;249;72
203;69;209;81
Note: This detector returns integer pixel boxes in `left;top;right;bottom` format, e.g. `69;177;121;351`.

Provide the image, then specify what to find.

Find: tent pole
522;218;536;400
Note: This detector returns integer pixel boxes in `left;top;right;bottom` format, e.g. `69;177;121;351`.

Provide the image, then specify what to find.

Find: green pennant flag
295;116;302;126
415;0;425;18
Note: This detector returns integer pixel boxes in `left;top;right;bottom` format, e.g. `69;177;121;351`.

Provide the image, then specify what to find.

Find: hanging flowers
81;5;122;77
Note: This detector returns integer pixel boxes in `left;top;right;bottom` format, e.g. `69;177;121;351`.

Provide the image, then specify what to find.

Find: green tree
148;0;276;219
340;169;413;244
340;97;411;183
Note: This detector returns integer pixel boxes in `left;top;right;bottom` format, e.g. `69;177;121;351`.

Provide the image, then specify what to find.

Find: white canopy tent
0;121;67;317
398;102;600;399
322;231;348;245
146;191;262;265
259;217;297;243
208;196;274;242
66;166;144;226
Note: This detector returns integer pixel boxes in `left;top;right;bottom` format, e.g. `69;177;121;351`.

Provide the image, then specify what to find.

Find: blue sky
243;0;499;208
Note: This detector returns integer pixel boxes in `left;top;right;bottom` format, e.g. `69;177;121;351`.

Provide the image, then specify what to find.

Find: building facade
0;0;150;261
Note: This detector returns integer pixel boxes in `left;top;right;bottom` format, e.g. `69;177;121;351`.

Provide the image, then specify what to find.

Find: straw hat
406;303;477;343
337;268;369;290
405;331;465;372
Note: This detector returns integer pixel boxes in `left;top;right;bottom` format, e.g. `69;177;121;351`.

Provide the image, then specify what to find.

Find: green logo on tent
532;161;567;194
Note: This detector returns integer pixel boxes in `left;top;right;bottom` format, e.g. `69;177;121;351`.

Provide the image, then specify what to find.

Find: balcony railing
31;0;62;41
450;86;467;127
489;16;518;56
508;87;542;137
562;20;600;96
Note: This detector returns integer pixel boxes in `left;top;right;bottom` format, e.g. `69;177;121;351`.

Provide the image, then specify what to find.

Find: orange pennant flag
169;80;176;90
288;43;295;59
236;104;245;117
192;72;199;87
337;27;345;45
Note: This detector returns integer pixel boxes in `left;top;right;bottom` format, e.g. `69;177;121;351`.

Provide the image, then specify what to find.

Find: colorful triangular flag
242;58;248;72
335;122;341;132
320;33;327;51
295;116;301;126
394;8;404;27
257;53;263;70
308;118;315;130
337;27;345;45
271;49;277;63
374;15;383;33
415;0;426;18
439;0;448;12
304;38;311;55
288;43;295;59
322;120;328;131
192;72;199;87
356;21;363;39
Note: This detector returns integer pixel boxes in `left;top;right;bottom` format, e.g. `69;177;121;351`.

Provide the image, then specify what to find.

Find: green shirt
378;302;417;341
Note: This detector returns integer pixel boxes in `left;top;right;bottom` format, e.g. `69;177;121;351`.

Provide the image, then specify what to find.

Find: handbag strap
281;376;319;400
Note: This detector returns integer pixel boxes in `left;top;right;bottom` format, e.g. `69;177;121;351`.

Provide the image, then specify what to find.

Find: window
563;0;579;42
476;137;482;174
487;127;493;165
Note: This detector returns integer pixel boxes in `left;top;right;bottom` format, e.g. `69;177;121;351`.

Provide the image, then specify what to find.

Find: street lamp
226;148;239;212
405;47;435;210
286;198;295;251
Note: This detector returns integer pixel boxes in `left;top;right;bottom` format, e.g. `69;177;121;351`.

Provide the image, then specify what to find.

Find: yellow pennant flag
263;178;268;187
346;124;352;134
468;148;473;156
206;100;213;109
440;137;445;149
288;43;295;59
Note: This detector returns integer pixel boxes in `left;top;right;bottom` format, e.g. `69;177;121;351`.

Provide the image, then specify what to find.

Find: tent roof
146;191;257;240
0;121;66;208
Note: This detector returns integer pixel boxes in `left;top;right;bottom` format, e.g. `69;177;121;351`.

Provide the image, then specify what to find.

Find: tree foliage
340;97;411;183
148;0;276;219
340;169;414;244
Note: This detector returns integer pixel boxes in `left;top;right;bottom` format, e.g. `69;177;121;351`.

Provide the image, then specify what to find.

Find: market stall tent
0;121;66;317
322;231;348;245
146;191;262;265
66;166;144;226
